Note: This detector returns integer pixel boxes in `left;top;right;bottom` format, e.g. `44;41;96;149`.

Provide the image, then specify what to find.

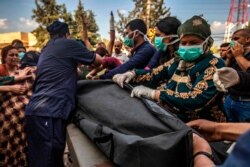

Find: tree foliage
32;0;99;48
116;0;171;34
73;0;100;46
32;0;73;48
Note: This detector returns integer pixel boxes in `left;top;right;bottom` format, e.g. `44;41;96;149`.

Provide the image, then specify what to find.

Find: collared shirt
112;52;129;63
26;38;96;119
100;41;156;79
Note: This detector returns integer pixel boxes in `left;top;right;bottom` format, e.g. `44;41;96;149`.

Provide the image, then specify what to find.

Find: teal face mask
154;35;179;51
123;35;134;48
177;45;203;62
177;37;209;62
18;52;25;60
123;31;136;48
154;36;167;51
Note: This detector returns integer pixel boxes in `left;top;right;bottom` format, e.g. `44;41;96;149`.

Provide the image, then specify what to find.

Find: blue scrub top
26;38;95;120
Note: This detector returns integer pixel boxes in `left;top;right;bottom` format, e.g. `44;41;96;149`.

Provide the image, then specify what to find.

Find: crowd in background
0;11;250;167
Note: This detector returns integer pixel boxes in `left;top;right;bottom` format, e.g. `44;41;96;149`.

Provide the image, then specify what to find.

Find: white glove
213;72;226;92
112;71;136;88
131;85;155;100
213;67;240;92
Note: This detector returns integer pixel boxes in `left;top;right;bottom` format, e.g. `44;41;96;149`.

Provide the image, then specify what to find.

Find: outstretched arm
187;119;250;141
81;13;92;50
107;11;115;55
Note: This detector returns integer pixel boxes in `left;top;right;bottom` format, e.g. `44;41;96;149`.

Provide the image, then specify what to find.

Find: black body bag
73;80;193;167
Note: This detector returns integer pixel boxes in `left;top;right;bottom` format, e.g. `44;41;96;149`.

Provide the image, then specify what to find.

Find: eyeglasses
8;53;18;57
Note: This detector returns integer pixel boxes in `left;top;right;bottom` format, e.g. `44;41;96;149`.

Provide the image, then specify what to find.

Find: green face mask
154;36;167;51
154;35;179;51
177;37;210;62
177;45;204;61
123;31;136;48
18;52;25;60
123;35;134;48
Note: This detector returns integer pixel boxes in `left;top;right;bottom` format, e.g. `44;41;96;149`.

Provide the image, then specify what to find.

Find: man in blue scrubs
25;20;102;167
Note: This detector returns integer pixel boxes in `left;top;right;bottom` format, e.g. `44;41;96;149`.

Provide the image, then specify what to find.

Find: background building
0;32;38;56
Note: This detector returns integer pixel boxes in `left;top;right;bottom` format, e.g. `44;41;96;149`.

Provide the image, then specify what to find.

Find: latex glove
213;72;227;92
112;71;136;88
213;67;240;92
131;85;155;100
110;11;115;31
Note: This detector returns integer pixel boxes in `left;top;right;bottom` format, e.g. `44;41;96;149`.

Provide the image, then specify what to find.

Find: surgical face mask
230;40;244;48
177;37;209;62
123;31;136;48
123;30;146;48
18;52;25;60
154;35;179;51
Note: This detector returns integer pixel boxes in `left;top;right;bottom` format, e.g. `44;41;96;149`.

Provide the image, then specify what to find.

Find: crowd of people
0;10;250;167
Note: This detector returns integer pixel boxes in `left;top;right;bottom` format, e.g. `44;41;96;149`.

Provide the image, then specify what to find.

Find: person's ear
134;31;141;38
65;32;71;39
245;36;250;43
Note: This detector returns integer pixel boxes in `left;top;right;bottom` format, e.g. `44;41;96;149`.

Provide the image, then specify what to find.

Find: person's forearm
235;56;250;71
92;54;102;67
216;123;250;141
0;85;11;92
82;18;92;50
107;30;115;55
88;66;103;76
194;156;215;167
154;90;161;102
0;76;14;85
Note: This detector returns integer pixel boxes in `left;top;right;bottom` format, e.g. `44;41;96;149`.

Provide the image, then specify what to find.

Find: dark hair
125;19;147;34
95;47;109;57
156;16;181;35
11;39;23;47
220;42;230;48
16;45;26;52
20;51;40;69
1;45;16;64
47;20;69;38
